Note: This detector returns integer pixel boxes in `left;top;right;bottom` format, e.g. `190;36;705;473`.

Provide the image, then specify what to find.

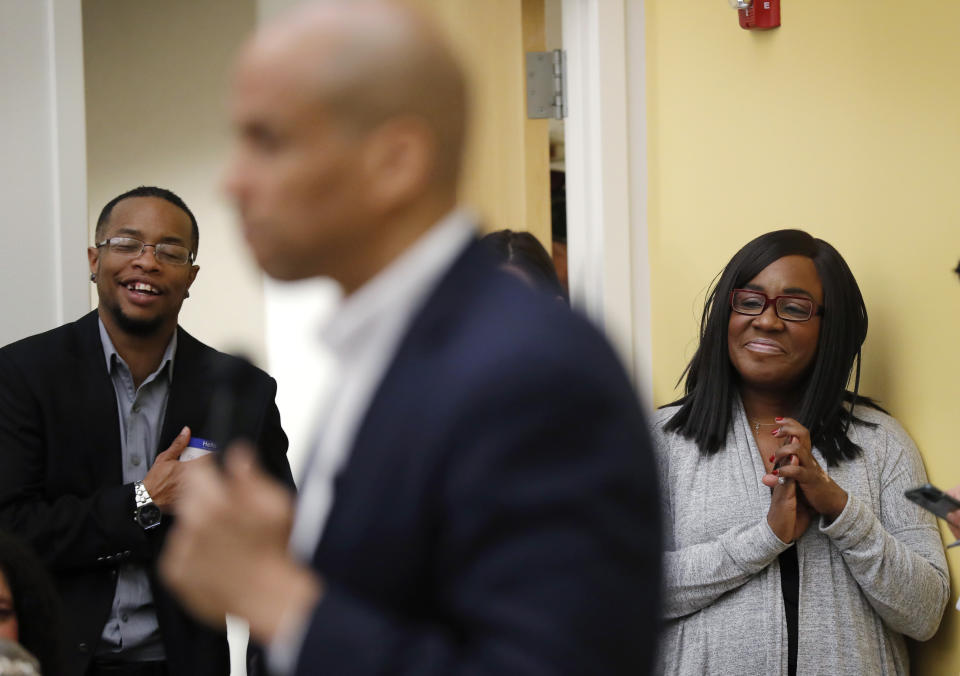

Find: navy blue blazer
292;241;662;675
0;311;292;676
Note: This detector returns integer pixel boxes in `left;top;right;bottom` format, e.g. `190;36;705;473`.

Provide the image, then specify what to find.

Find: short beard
105;301;165;337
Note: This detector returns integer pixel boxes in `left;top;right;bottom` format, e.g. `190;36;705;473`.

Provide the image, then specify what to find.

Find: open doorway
546;0;568;295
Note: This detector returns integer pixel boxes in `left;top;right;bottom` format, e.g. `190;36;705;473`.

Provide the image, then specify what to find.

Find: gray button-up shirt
97;319;176;661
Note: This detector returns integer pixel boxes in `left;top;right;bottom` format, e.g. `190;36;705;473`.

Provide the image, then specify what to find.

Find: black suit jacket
0;311;292;676
290;241;662;675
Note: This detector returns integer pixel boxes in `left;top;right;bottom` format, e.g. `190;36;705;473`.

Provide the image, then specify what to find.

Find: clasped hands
762;417;848;543
159;444;321;644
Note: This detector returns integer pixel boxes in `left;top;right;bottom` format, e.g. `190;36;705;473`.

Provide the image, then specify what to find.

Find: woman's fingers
763;454;802;487
766;469;803;542
779;442;848;519
774;460;802;482
770;418;811;455
772;417;810;447
771;441;800;469
770;418;814;468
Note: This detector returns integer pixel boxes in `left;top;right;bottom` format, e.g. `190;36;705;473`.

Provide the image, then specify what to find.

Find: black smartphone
904;484;960;520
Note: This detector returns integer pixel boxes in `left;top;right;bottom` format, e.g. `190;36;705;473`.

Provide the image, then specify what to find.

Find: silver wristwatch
134;480;161;530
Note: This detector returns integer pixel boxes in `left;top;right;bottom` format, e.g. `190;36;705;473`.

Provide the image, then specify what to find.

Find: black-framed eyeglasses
729;289;823;322
96;237;195;266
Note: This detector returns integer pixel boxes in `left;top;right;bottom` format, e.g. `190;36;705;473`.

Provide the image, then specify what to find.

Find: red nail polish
769;455;775;462
772;428;779;436
775;417;784;421
773;469;779;475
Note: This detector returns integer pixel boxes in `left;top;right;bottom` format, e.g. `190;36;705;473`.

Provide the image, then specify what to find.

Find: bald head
245;1;467;187
224;0;470;288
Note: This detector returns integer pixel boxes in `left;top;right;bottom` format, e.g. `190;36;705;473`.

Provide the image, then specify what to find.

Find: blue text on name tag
187;437;218;451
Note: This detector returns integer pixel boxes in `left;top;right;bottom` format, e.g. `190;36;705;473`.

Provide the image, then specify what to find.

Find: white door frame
562;0;652;405
0;0;88;342
51;0;90;323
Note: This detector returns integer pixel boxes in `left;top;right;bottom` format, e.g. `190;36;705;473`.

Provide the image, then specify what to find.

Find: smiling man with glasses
90;188;200;342
0;186;293;676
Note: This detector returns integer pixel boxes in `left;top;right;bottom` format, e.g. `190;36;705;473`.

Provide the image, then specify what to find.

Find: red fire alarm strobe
738;0;780;30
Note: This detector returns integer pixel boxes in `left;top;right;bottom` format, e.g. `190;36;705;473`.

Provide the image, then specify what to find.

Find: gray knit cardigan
652;402;949;675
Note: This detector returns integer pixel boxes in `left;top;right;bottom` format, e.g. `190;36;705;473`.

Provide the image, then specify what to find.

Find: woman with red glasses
652;229;948;675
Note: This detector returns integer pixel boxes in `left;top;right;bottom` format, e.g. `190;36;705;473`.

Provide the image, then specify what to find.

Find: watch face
137;503;162;529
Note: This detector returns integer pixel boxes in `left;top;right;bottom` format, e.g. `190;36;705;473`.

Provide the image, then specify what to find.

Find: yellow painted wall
646;2;960;671
407;0;551;248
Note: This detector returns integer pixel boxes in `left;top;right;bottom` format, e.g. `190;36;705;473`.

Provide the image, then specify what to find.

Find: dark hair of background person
481;229;567;301
0;531;64;675
663;228;883;466
95;186;200;256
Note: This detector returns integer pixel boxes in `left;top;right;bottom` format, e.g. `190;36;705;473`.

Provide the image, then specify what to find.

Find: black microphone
206;354;262;464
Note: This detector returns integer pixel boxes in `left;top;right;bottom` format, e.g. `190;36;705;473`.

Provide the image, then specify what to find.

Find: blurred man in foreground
160;2;662;674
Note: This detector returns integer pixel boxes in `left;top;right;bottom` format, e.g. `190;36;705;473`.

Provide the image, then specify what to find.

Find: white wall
83;0;266;364
252;0;342;484
0;0;88;345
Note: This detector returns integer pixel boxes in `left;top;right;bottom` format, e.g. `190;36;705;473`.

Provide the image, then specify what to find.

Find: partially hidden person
0;530;63;674
481;229;567;302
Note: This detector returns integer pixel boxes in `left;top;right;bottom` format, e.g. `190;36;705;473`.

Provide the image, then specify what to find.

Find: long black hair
664;229;881;466
0;530;64;675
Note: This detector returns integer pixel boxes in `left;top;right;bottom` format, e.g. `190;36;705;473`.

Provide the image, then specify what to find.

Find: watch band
134;480;153;510
133;480;161;530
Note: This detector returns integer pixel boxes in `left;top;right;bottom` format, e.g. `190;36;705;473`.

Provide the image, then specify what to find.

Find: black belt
88;660;168;676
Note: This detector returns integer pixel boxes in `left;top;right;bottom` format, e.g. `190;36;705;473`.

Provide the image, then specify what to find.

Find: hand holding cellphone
904;483;960;520
905;483;960;549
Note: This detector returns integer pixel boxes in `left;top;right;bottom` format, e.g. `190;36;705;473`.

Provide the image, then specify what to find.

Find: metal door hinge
526;49;566;120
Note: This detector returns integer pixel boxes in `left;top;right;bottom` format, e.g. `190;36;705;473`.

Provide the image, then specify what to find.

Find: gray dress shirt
97;320;175;661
